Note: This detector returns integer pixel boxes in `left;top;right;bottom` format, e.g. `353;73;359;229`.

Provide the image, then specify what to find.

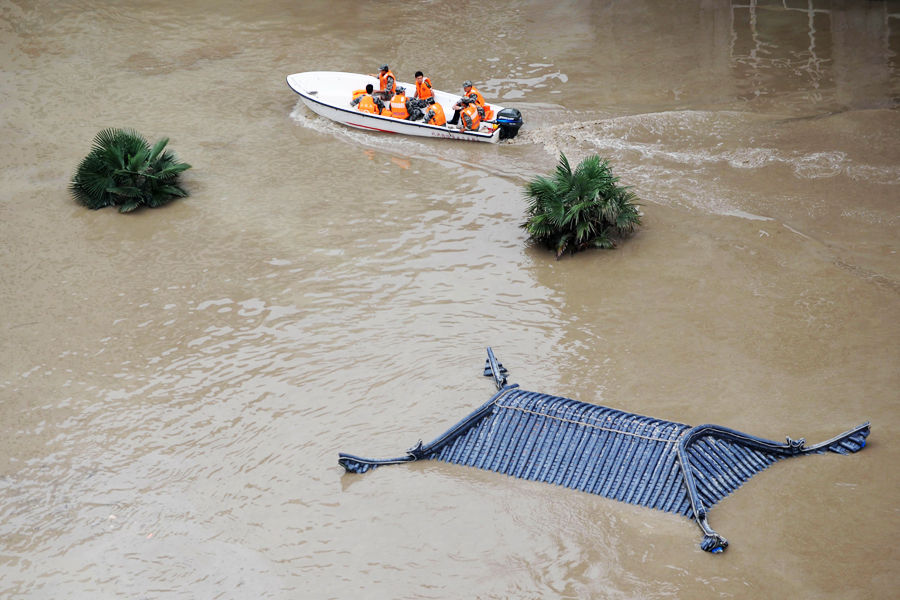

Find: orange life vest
379;69;396;94
415;77;433;100
381;107;392;117
352;89;367;100
466;86;486;108
425;102;446;126
464;86;492;119
356;94;379;114
390;93;409;119
460;103;481;130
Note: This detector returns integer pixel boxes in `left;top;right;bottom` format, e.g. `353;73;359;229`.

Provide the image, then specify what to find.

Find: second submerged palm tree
522;153;641;258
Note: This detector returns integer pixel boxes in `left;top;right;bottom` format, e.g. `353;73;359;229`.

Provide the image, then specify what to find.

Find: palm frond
126;147;150;172
158;184;188;198
152;162;192;179
554;233;572;258
555;153;573;181
148;137;169;163
106;186;142;198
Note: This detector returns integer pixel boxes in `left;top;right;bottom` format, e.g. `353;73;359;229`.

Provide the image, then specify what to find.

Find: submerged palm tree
70;128;191;213
522;153;641;258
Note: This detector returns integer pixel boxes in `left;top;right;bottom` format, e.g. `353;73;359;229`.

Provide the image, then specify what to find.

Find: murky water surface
1;1;898;598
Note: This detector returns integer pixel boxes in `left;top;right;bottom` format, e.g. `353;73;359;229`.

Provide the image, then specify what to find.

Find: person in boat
389;86;424;121
466;81;494;119
448;80;491;125
350;83;386;115
413;71;434;102
369;64;396;101
457;97;482;131
423;97;446;126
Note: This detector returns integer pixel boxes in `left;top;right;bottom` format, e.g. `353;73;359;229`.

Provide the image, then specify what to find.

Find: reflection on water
2;0;898;598
731;0;900;109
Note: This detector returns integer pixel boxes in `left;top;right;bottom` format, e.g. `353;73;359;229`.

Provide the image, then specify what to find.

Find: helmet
463;80;472;87
396;85;405;93
426;97;435;105
380;64;389;71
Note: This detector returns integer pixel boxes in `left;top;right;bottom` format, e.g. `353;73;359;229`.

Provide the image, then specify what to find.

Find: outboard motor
496;108;523;140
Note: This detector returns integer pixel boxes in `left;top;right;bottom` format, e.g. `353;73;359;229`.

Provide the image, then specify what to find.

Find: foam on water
791;151;847;178
517;108;900;219
845;163;900;185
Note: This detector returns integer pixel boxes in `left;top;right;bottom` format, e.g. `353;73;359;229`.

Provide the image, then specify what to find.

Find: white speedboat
286;71;523;143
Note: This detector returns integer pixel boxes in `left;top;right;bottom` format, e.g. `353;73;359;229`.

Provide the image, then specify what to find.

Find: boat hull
287;71;501;143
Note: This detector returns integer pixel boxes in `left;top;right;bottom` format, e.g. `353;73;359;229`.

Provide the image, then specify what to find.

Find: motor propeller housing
496;108;523;140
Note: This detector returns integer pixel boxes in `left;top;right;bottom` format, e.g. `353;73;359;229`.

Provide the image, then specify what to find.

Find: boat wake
520;108;900;218
291;99;900;223
531;110;900;180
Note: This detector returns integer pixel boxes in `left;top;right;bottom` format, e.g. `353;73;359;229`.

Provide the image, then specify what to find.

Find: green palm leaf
148;137;169;163
153;162;192;179
106;186;143;197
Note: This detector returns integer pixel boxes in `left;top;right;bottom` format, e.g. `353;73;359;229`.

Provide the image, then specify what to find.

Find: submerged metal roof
339;348;870;553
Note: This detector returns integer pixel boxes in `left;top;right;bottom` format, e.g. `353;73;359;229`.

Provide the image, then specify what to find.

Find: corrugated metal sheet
339;349;870;552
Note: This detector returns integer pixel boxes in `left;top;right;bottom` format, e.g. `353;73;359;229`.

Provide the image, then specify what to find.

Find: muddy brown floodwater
1;1;898;598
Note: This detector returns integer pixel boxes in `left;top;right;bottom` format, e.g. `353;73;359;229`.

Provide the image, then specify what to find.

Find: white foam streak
521;109;900;217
